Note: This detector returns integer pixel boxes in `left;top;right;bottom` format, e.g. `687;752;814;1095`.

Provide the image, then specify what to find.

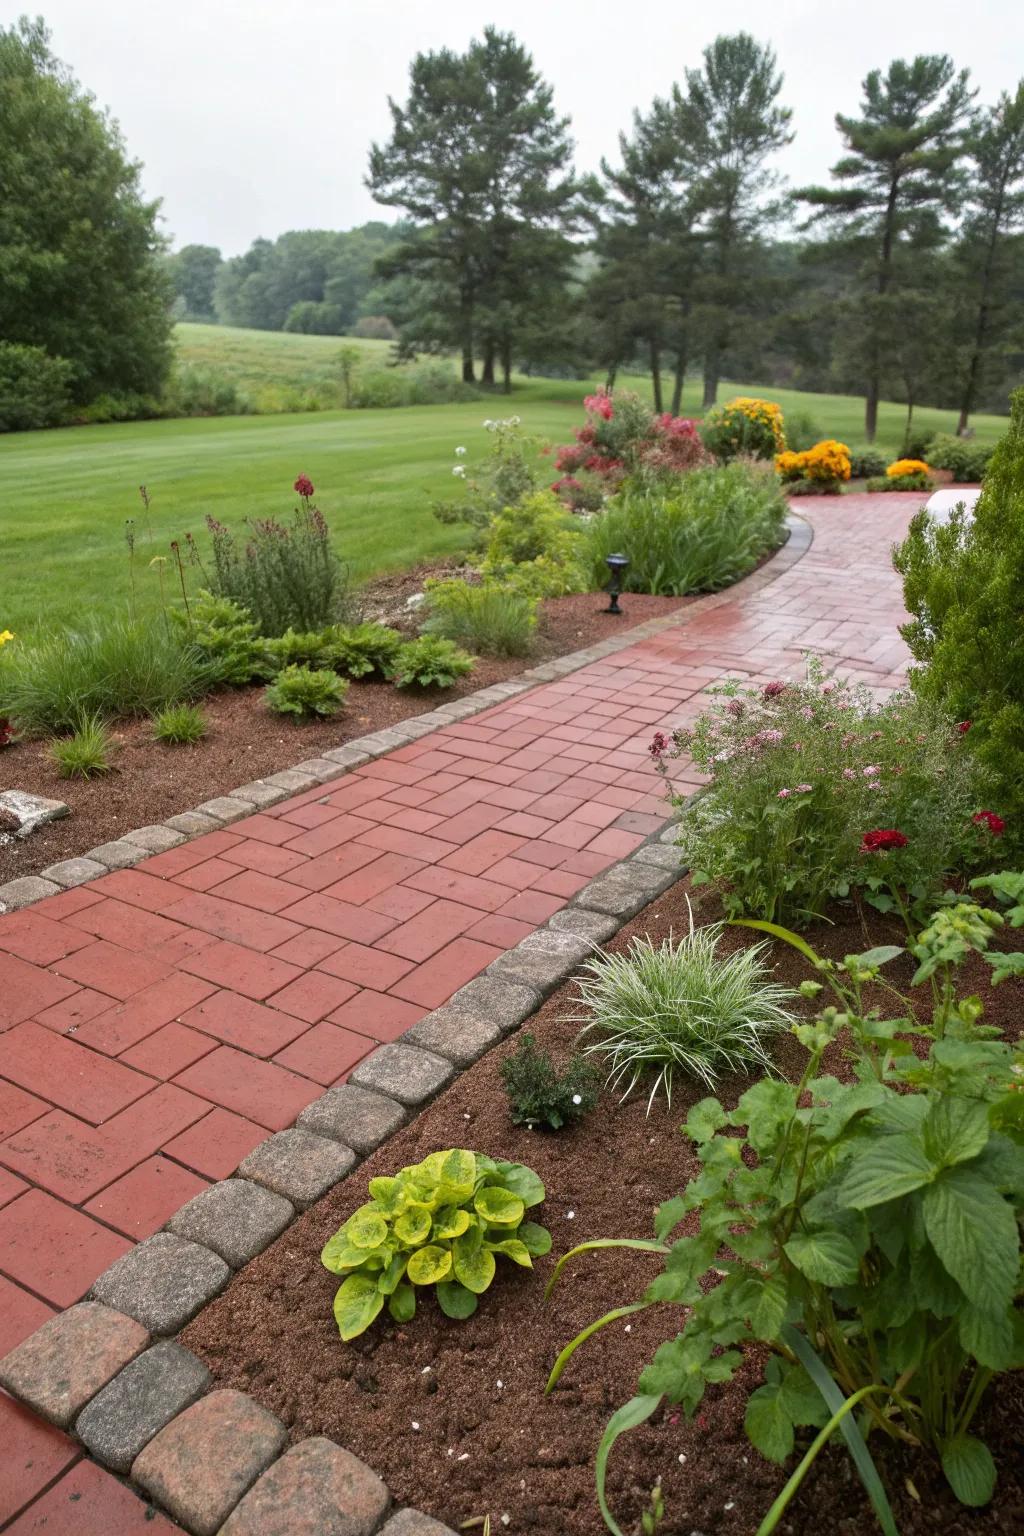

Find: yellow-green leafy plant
322;1149;551;1339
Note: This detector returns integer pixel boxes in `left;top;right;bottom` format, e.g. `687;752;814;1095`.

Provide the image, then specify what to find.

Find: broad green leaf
869;1095;929;1134
436;1279;478;1319
922;1098;990;1169
909;1242;964;1317
432;1206;473;1240
654;1194;687;1241
518;1221;552;1257
393;1206;432;1246
923;1170;1018;1314
333;1273;384;1340
748;1271;788;1340
736;1078;799;1154
745;1382;794;1463
367;1175;404;1215
685;1097;726;1144
377;1252;408;1296
321;1232;366;1274
487;1238;532;1267
387;1281;416;1324
838;1135;934;1208
784;1230;861;1286
778;1365;829;1428
594;1396;662;1536
941;1436;997;1507
958;1307;1015;1370
438;1149;476;1203
347;1205;390;1250
845;944;904;970
453;1233;497;1293
474;1186;525;1227
406;1244;453;1285
493;1161;545;1208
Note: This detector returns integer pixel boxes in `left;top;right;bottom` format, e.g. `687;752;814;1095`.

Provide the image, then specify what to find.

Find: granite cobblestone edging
0;517;810;1530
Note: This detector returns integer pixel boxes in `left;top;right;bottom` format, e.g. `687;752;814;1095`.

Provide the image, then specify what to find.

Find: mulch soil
182;877;1024;1536
0;578;690;887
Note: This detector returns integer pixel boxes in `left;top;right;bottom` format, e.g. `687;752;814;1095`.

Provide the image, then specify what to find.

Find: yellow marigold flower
886;459;930;478
0;630;14;646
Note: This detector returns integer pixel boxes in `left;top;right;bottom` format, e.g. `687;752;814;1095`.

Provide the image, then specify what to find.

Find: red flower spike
293;474;315;499
860;829;909;853
972;811;1005;836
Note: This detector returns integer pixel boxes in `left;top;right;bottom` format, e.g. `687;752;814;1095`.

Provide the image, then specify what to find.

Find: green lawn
0;324;1009;635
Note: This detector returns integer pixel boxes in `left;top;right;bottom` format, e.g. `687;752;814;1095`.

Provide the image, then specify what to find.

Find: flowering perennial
701;397;786;463
775;439;852;489
974;810;1006;836
860;828;909;853
550;390;707;511
886;458;930;479
293;474;315;499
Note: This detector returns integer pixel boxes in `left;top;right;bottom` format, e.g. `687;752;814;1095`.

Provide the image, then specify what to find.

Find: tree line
3;16;1023;439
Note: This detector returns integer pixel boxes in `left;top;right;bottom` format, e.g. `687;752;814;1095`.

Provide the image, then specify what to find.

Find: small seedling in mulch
499;1033;599;1131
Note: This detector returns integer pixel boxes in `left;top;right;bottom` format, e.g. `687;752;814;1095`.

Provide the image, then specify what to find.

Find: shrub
264;664;349;719
549;906;1024;1527
152;703;207;744
351;363;479;409
321;1149;551;1337
902;427;935;460
586;462;788;596
926;433;994;483
422;579;537;657
173;591;266;685
782;409;823;452
203;478;349;635
700;397;786;462
351;315;397;341
848;448;887;479
775;439;851;492
0;342;73;432
283;300;345;335
867;472;931;492
432;417;540;539
388;636;474;690
49;714;113;779
261;628;337;674
480;490;588;597
574;923;793;1105
658;662;996;925
164;364;250;418
894;390;1024;838
550;390;708;511
325;622;404;680
499;1034;600;1130
0;619;211;735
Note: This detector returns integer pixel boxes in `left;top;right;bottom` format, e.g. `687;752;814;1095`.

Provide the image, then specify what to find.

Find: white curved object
925;487;982;526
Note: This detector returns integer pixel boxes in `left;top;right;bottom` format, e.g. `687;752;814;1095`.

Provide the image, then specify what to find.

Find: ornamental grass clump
322;1149;551;1338
49;712;114;779
573;920;794;1107
657;660;999;926
422;578;537;657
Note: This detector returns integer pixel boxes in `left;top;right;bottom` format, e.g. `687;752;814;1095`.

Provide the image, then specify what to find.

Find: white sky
27;0;1024;254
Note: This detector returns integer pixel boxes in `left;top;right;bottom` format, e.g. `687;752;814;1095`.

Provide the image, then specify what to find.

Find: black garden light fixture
605;552;629;614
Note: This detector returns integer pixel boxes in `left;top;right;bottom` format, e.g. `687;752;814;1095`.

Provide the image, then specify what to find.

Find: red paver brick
149;928;221;966
63;898;190;954
557;848;619;876
218;838;308;877
75;972;219;1056
266;970;359;1023
388;936;502;1008
227;813;297;845
404;865;517;912
280;812;376;858
0;1273;55;1356
0;1393;78;1528
179;990;308;1057
278;891;397;944
317;941;415;991
465;913;535;948
162;1107;267;1180
0;1022;154;1125
89;867;182;912
52;939;172;1002
439;829;528;876
278;842;384;894
363;884;435;922
0;1110;150;1203
101;1081;211;1157
0;1165;28;1208
528;867;591;898
5;1456;178;1535
208;867;310;913
25;886;101;921
173;1046;321;1129
376;898;482;961
158;891;302;951
327;990;426;1041
179;939;302;1000
32;988;111;1033
512;838;572;869
0;911;93;965
272;1022;373;1085
119;1021;218;1078
139;829;243;876
352;823;459;863
0;952;80;1030
279;800;349;829
535;818;596;851
583;827;646;857
269;928;346;967
321;777;391;811
322;850;423;905
0;1082;48;1139
0;1189;132;1306
171;856;243;892
84;1155;210;1239
496;889;567;924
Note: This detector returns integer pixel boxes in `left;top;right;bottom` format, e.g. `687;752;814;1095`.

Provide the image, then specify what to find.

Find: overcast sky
31;0;1024;255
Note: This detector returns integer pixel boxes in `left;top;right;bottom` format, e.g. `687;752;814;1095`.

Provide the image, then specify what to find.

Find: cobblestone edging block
1;514;807;915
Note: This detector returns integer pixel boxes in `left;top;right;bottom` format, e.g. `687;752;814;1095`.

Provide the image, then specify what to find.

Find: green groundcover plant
388;636;474;689
499;1033;600;1131
547;895;1024;1533
264;663;348;718
422;578;537;658
657;660;1002;926
49;712;113;779
867;473;930;492
151;703;207;744
322;1149;551;1338
480;490;588;599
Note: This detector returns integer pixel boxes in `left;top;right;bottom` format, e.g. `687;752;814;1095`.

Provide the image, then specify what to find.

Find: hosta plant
264;664;348;718
322;1149;551;1338
325;622;404;680
547;902;1024;1533
388;636;474;690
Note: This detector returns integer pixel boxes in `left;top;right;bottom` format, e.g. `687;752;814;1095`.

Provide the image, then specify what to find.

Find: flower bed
180;875;1024;1535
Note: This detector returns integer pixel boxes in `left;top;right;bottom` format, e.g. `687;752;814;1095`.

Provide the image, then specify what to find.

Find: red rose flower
293;474;315;499
957;720;972;735
973;810;1005;836
860;828;909;853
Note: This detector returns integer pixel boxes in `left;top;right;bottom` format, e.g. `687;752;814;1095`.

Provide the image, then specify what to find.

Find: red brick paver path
0;495;915;1529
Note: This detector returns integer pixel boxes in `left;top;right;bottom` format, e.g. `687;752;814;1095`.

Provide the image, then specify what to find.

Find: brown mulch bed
182;879;1024;1536
0;586;690;887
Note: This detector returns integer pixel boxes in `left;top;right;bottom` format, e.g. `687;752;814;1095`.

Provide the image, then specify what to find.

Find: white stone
925;487;981;527
0;789;69;838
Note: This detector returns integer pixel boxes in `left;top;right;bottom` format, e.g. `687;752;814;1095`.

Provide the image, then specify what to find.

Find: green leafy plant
499;1033;600;1130
388;636;474;690
422;579;537;657
152;703;207;744
480;490;588;598
264;663;348;719
548;903;1024;1532
926;434;993;484
573;922;794;1107
866;472;931;492
324;621;404;680
700;397;786;462
432;416;540;540
848;449;887;479
260;628;337;673
49;713;113;778
322;1149;551;1338
172;590;266;686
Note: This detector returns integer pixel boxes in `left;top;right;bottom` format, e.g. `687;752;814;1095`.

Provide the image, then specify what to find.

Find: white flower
566;1210;576;1220
452;465;466;478
510;415;521;425
482;418;495;429
455;445;467;456
571;1093;582;1105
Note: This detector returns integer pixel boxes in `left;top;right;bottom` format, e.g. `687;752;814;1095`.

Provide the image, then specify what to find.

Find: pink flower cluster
551;393;707;511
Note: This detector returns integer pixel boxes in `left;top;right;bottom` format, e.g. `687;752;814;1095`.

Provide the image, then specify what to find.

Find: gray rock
441;974;541;1033
219;1436;390;1536
164;811;224;837
76;1341;211;1473
122;824;186;852
291;757;350;783
297;1084;405;1155
320;745;371;769
393;714;443;740
660;823;682;844
631;841;682;871
346;727;410;754
85;839;149;870
548;908;620;943
574;863;675;918
0;875;61;911
262;769;320;793
403;1009;501;1066
0;789;69;837
349;1043;454;1107
230;781;289;808
239;1130;356;1209
167;1179;294;1267
194;797;252;824
91;1232;230;1334
381;1511;459;1536
485;930;591;996
38;857;106;888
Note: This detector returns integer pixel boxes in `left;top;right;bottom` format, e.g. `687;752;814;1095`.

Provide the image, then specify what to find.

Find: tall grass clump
422;579;537;657
49;713;114;779
586;461;788;596
573;920;794;1107
0;619;211;735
